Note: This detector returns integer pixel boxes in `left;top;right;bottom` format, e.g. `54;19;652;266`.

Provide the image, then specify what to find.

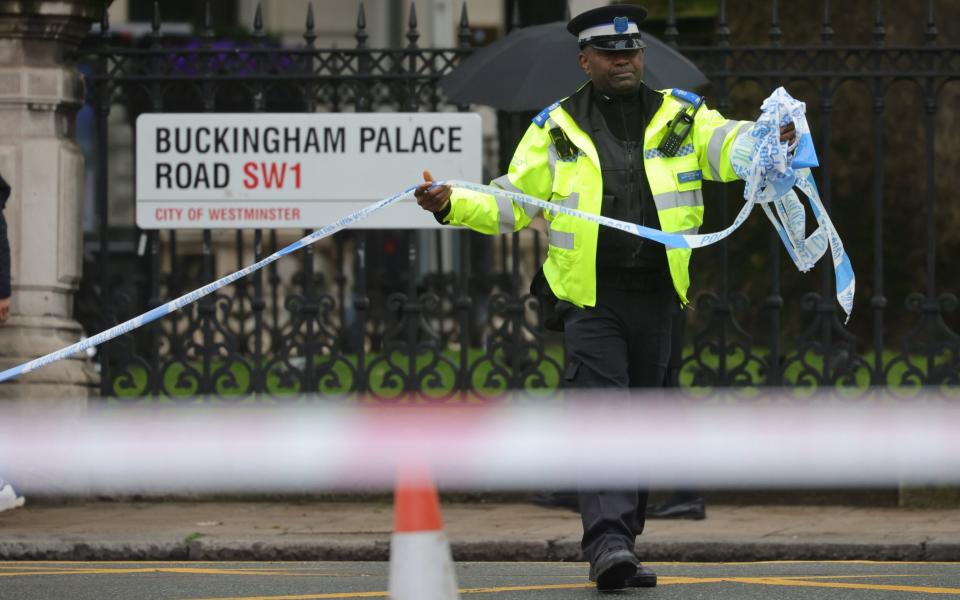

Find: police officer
416;5;795;592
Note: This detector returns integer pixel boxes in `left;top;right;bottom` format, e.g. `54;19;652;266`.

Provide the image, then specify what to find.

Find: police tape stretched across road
0;185;416;385
0;87;854;385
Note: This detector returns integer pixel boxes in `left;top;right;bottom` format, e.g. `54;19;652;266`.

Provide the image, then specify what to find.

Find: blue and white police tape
0;87;853;385
0;186;418;385
0;178;762;386
734;86;854;320
444;178;752;251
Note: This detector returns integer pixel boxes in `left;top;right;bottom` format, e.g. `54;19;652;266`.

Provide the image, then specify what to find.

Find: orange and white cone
388;467;460;600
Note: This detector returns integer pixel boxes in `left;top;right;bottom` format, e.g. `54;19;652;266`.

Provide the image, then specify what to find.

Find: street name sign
135;112;482;229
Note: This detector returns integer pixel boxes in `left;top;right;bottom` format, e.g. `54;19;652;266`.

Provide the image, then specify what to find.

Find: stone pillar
0;1;102;400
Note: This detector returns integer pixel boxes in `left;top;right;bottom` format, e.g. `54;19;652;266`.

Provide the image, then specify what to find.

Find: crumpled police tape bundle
734;87;855;320
445;87;855;321
0;88;854;384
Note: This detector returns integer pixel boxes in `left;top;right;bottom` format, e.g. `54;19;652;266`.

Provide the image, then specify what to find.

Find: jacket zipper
619;99;643;230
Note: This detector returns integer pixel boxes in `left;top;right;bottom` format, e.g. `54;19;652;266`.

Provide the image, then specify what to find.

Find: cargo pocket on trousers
563;359;582;384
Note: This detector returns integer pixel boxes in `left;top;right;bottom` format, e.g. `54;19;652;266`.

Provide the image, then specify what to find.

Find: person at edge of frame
0;171;26;514
415;5;796;593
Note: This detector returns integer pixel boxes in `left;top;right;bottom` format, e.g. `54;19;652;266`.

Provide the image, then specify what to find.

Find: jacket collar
560;81;664;136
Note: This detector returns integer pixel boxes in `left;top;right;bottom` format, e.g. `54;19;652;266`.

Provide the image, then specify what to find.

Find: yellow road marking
0;565;82;570
191;593;390;599
2;562;958;598
4;559;960;565
646;560;960;566
189;583;600;600
184;578;785;600
187;575;960;600
720;576;960;595
782;574;931;580
0;561;330;566
463;583;594;594
0;567;336;578
662;576;728;584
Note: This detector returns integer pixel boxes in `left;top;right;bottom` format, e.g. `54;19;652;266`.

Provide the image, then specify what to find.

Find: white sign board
135;113;482;229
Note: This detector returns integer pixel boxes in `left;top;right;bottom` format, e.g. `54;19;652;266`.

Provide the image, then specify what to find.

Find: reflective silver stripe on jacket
653;189;703;211
547;192;577;249
492;175;539;218
548;227;575;250
555;192;579;210
707;120;739;180
546;146;558;181
495;193;515;233
543;192;578;219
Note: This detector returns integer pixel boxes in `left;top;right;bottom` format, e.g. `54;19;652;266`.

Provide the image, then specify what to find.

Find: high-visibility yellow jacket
442;83;753;307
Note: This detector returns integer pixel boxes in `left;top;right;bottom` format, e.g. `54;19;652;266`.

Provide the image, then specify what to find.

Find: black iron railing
76;0;960;398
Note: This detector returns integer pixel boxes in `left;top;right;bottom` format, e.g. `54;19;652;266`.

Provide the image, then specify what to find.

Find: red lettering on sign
241;162;300;189
206;207;302;221
261;163;286;188
291;163;301;189
242;162;258;189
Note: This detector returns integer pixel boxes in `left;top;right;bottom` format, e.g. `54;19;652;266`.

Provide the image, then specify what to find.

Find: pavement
1;501;959;562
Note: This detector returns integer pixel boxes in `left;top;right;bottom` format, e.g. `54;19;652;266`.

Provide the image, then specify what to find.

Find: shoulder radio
657;95;704;157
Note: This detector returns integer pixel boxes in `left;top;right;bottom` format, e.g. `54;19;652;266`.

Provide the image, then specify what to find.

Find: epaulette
532;101;561;128
670;88;703;107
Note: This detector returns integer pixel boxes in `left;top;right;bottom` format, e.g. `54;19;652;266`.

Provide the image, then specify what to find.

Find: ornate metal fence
76;0;959;398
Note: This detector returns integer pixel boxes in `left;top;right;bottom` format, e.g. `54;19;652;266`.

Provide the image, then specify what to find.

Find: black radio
549;127;579;160
657;97;704;157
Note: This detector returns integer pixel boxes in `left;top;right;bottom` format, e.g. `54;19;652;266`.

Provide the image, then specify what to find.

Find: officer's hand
414;170;452;213
0;297;9;323
779;121;796;144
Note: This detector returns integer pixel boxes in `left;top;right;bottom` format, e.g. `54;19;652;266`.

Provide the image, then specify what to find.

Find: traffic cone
388;466;460;600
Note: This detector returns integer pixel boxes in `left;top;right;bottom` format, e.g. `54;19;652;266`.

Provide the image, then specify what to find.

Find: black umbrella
440;21;708;112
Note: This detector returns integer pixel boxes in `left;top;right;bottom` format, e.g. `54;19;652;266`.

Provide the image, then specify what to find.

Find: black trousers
561;274;676;564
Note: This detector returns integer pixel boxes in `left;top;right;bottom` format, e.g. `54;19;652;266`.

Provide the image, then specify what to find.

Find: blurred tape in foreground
0;391;957;494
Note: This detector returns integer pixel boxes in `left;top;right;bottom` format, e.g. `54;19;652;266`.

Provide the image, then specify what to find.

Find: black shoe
528;491;580;513
625;564;658;588
589;548;639;592
646;497;706;520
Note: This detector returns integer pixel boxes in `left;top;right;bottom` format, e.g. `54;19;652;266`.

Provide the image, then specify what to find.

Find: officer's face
579;46;645;96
